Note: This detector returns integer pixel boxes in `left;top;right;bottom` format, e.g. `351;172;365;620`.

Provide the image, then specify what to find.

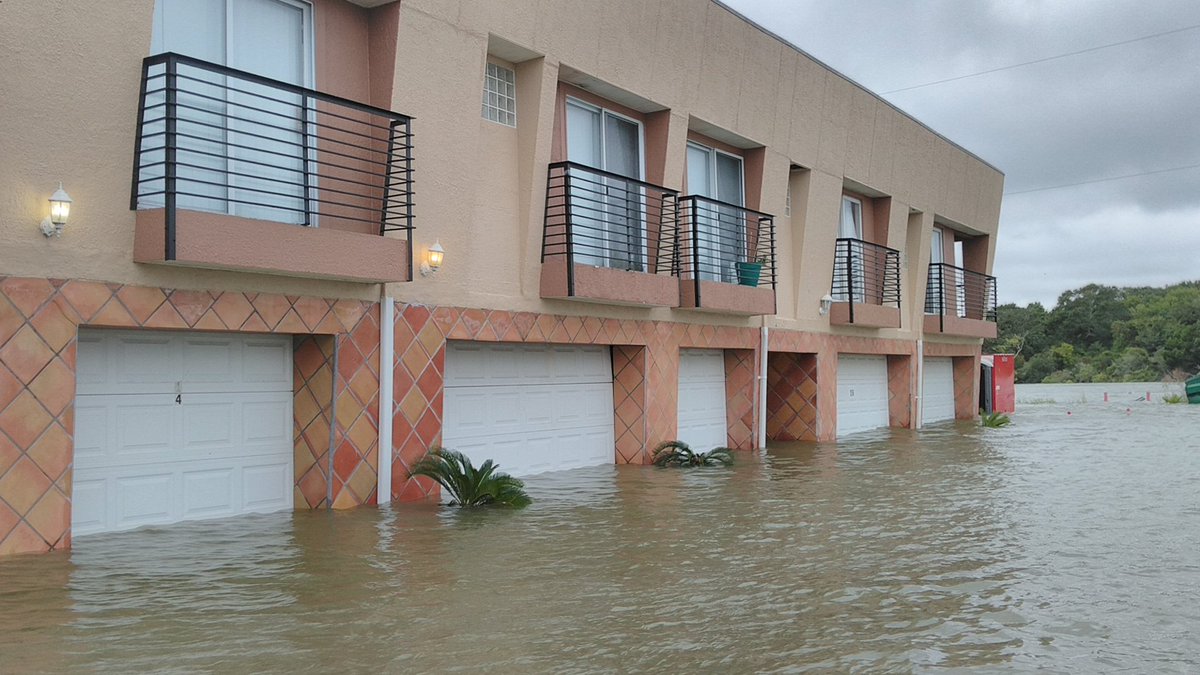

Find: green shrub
408;448;531;508
651;440;734;467
1162;393;1186;404
980;411;1012;428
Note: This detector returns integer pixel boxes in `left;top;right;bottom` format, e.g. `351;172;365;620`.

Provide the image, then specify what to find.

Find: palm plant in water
408;448;532;508
651;440;735;467
980;411;1012;428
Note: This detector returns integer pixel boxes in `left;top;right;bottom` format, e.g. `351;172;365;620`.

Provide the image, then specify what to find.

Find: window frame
481;61;517;127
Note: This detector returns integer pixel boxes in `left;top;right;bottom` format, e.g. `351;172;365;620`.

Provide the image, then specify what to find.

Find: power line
882;22;1200;94
1004;162;1200;196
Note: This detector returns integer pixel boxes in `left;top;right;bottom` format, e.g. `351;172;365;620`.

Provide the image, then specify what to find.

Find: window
835;195;865;302
839;196;863;239
148;0;315;224
686;141;745;282
482;62;516;127
564;97;646;271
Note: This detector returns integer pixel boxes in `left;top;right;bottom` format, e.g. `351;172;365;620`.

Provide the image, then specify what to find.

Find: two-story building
0;0;1002;556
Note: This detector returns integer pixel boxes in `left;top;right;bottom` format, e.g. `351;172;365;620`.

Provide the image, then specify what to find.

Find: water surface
2;401;1199;672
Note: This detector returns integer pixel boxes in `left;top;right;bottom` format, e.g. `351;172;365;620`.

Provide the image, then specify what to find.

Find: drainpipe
915;338;924;430
757;319;769;449
377;287;394;505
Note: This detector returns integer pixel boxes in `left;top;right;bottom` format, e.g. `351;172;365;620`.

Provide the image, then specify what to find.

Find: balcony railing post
845;240;856;324
164;55;178;261
563;167;575;297
689;198;702;306
300;93;313;226
129;58;152;212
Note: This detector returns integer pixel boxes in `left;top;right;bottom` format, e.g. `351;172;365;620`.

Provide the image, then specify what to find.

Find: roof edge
710;0;1005;176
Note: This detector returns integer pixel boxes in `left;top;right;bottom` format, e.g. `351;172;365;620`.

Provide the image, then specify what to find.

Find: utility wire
882;22;1200;94
1004;162;1200;196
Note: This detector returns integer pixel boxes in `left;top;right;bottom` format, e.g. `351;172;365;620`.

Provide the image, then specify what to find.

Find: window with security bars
481;62;516;127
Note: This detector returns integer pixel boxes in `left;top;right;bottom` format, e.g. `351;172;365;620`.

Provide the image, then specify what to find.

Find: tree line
983;281;1200;383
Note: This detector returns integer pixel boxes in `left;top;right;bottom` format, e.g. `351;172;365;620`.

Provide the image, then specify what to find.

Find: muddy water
3;401;1200;672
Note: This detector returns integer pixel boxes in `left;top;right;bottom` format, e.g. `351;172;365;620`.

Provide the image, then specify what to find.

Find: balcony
540;162;680;307
924;263;998;338
676;196;776;315
829;238;901;328
130;53;414;283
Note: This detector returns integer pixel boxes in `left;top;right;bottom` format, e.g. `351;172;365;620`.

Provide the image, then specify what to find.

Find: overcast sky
722;0;1200;308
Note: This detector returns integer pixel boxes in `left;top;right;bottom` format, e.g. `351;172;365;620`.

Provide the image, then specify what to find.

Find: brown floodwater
3;399;1200;672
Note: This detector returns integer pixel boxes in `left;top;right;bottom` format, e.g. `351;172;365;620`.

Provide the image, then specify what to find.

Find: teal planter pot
735;261;763;287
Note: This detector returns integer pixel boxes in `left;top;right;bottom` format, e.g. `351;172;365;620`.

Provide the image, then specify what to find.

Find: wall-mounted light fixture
420;240;445;277
40;183;73;237
819;293;834;316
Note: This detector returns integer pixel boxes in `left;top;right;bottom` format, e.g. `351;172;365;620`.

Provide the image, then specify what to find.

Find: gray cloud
723;0;1200;305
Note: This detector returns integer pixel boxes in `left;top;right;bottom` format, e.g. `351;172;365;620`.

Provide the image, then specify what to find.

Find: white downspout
757;321;769;449
915;338;924;430
377;288;394;505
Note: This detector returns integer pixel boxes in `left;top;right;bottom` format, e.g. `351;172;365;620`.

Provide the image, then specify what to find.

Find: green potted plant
734;255;767;287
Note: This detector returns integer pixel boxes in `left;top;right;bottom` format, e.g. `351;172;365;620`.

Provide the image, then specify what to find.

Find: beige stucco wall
390;0;1003;334
1;0;1002;328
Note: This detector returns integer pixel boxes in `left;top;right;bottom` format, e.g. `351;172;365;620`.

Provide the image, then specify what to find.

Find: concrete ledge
539;258;680;307
924;314;997;339
829;302;901;328
678;279;776;315
134;208;409;283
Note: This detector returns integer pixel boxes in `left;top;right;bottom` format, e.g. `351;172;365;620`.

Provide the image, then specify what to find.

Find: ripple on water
1;400;1199;671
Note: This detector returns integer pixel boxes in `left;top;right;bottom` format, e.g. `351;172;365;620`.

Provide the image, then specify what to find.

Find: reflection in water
1;401;1199;671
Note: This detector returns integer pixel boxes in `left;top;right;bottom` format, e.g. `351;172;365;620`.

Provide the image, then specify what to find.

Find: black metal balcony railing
677;195;776;293
542;161;678;291
830;238;901;320
925;263;997;327
130;52;414;268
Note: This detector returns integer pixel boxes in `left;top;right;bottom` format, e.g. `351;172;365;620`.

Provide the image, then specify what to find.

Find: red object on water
1104;392;1109;402
992;354;1015;413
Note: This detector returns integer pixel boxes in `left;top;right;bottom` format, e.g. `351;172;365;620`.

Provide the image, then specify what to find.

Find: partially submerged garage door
836;355;890;437
73;330;294;537
677;349;728;450
442;343;615;477
923;357;956;424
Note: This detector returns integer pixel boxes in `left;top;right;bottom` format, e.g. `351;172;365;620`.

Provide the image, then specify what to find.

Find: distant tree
984;302;1049;356
1044;284;1129;352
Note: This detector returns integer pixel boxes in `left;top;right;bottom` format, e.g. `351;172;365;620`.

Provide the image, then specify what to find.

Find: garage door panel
443;343;615;477
183;402;236;449
116;401;176;457
837;355;890;437
242;463;291;511
241;338;292;386
182;338;236;384
242;397;291;445
923;357;956;424
117;473;175;528
678;350;728;451
182;468;237;518
71;480;108;536
73;330;294;537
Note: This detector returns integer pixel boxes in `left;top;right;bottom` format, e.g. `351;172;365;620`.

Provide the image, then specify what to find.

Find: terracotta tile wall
953;355;980;419
0;276;380;557
887;355;912;428
769;331;921;440
612;345;648;463
294;335;334;509
723;349;756;449
385;303;762;500
766;352;818;442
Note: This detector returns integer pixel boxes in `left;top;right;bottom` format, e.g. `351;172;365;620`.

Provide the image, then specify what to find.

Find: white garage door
678;349;728;450
923;357;956;424
443;343;614;477
73;330;294;537
837;355;890;437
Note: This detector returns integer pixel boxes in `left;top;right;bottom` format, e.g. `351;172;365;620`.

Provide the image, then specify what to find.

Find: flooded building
0;0;1002;555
